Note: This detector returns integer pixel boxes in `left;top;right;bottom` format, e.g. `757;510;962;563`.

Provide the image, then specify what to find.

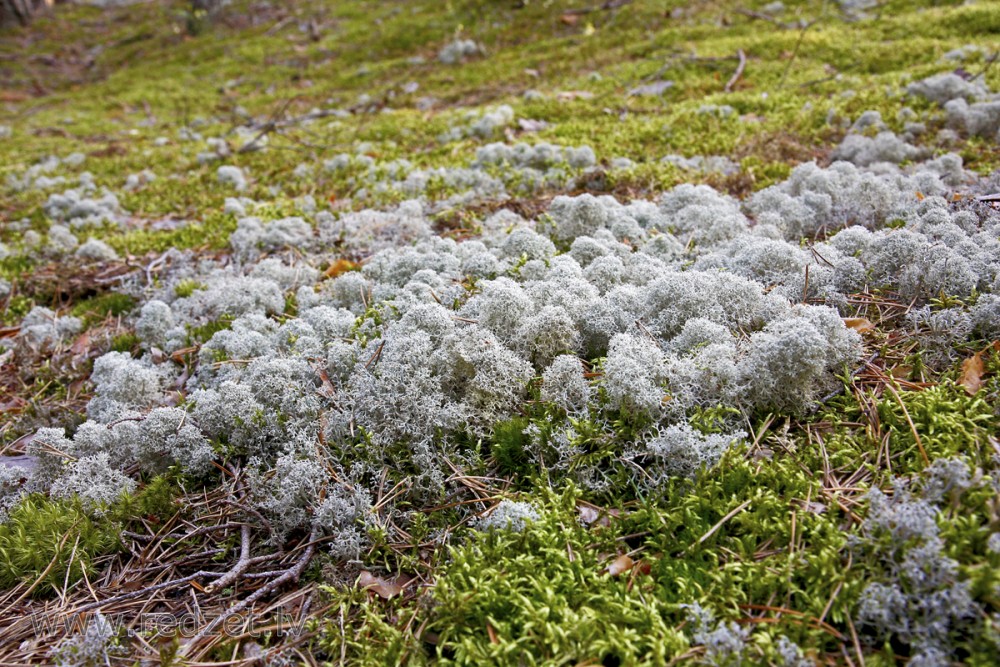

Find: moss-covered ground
1;1;999;665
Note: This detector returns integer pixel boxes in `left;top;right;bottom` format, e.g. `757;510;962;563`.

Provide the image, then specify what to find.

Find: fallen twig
205;523;252;593
68;570;225;614
735;7;801;29
724;49;747;92
564;0;633;16
183;526;321;658
681;499;753;554
970;51;999;82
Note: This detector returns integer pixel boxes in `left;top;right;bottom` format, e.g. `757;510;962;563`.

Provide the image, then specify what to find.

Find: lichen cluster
1;0;1000;664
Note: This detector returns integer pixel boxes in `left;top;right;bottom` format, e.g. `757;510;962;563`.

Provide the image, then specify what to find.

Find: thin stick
68;570;224;614
724;49;747;92
205;524;253;593
184;527;320;657
970;51;999;82
882;381;929;466
683;499;753;553
563;0;633;15
735;7;799;29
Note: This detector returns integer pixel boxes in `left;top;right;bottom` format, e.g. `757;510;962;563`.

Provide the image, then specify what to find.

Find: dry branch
724;49;747;92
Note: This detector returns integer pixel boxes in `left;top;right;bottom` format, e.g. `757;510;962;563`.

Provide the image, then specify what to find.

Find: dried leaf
801;501;827;514
960;351;985;395
577;504;601;525
324;258;359;279
578;502;620;527
843;317;875;334
0;398;26;414
0;454;37;475
607;554;634;576
69;332;91;357
890;365;912;379
170;346;199;362
559;13;579;25
486;622;499;644
0;91;30;102
358;571;404;599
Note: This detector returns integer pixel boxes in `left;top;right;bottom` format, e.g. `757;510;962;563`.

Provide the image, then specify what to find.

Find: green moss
110;475;182;525
489;417;534;481
3;0;1000;662
174;278;203;299
111;332;140;352
319;437;864;664
188;315;234;345
1;294;33;326
70;292;136;327
0;495;121;596
876;382;996;472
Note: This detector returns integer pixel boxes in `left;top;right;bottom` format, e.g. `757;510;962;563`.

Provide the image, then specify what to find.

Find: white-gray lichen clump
13;114;1000;530
475;500;541;532
437;38;481;65
50;613;123;667
217;164;248;191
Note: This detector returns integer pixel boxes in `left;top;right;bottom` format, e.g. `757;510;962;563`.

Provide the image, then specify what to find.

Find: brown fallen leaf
960;351;985;395
577;504;601;525
486;622;499;644
358;571;404;599
0;398;27;414
170;346;199;362
70;331;91;357
324;258;359;279
0;91;30;103
843;317;875;334
560;13;579;25
577;502;620;527
607;554;634;576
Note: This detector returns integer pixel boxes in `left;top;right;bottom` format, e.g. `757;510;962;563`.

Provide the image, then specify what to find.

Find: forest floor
1;1;999;665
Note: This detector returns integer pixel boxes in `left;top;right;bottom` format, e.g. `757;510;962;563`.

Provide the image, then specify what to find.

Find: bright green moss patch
70;292;136;327
0;496;121;596
109;475;183;525
876;382;996;468
319;442;861;664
